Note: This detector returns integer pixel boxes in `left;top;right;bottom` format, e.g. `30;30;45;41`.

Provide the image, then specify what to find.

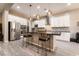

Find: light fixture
36;15;40;20
17;6;20;9
29;4;32;20
33;14;36;17
29;17;32;21
36;5;40;19
67;3;71;6
37;5;40;9
45;25;52;32
44;9;49;13
47;10;52;16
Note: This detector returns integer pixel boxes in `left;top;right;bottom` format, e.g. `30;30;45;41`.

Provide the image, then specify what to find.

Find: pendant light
36;15;40;20
29;4;32;20
36;5;40;20
44;9;52;32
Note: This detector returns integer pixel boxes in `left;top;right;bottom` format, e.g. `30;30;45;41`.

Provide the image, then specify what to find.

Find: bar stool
37;33;50;56
23;33;32;47
20;34;25;47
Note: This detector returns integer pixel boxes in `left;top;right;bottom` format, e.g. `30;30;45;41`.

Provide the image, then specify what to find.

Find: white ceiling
10;3;79;18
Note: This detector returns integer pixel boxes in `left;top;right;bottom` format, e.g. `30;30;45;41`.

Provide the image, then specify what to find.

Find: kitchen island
26;31;61;52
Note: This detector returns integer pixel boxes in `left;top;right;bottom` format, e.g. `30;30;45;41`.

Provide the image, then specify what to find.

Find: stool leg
48;39;51;56
41;42;43;56
22;37;24;46
37;40;39;53
26;38;28;47
45;41;47;56
26;37;29;47
49;40;51;52
22;37;25;46
48;39;50;55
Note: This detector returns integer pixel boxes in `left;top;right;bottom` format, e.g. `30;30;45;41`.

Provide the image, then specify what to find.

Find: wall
8;14;27;25
0;15;2;23
69;10;79;38
8;14;34;32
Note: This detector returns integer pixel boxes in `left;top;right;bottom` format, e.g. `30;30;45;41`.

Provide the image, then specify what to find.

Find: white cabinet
54;32;70;42
64;15;70;27
50;14;70;27
32;14;70;28
50;17;59;27
33;19;46;28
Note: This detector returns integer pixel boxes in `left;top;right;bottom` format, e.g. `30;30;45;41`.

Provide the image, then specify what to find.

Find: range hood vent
46;16;50;25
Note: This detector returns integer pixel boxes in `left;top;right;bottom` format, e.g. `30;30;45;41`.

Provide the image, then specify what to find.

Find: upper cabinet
50;14;70;27
32;13;70;28
32;18;46;28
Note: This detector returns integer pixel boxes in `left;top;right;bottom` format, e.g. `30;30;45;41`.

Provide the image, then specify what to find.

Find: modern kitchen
0;3;79;56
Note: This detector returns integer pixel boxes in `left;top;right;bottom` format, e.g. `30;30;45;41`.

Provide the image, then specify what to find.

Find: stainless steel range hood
46;15;50;25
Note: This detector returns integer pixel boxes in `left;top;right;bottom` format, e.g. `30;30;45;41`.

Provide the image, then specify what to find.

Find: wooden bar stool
38;33;50;56
23;33;32;47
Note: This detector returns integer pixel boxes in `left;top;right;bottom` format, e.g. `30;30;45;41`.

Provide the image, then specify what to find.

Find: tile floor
0;39;79;56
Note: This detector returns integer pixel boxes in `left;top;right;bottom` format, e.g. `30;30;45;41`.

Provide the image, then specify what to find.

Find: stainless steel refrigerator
8;22;21;41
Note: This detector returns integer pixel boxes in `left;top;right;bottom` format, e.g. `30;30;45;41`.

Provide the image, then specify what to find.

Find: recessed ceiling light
17;6;20;9
67;3;71;6
37;6;40;9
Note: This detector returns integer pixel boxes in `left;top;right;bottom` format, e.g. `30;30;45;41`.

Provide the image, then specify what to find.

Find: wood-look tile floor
0;39;79;56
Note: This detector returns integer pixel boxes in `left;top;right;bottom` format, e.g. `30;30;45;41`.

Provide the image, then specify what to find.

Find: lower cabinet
54;32;70;42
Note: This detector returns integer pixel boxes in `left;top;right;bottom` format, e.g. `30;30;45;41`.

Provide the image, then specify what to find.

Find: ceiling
9;3;79;19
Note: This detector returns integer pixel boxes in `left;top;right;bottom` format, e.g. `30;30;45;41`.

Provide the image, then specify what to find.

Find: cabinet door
54;32;70;42
38;19;45;27
52;17;57;27
59;16;64;27
50;17;54;27
56;16;65;27
50;14;70;27
33;19;46;28
59;15;70;27
50;17;60;27
55;17;59;27
61;32;70;41
64;15;70;27
50;16;64;27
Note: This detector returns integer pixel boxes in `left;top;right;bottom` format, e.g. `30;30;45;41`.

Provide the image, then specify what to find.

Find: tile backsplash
52;27;70;32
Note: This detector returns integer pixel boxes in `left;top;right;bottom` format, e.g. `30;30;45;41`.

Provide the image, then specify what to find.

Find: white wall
8;14;28;25
8;14;34;32
69;10;79;38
